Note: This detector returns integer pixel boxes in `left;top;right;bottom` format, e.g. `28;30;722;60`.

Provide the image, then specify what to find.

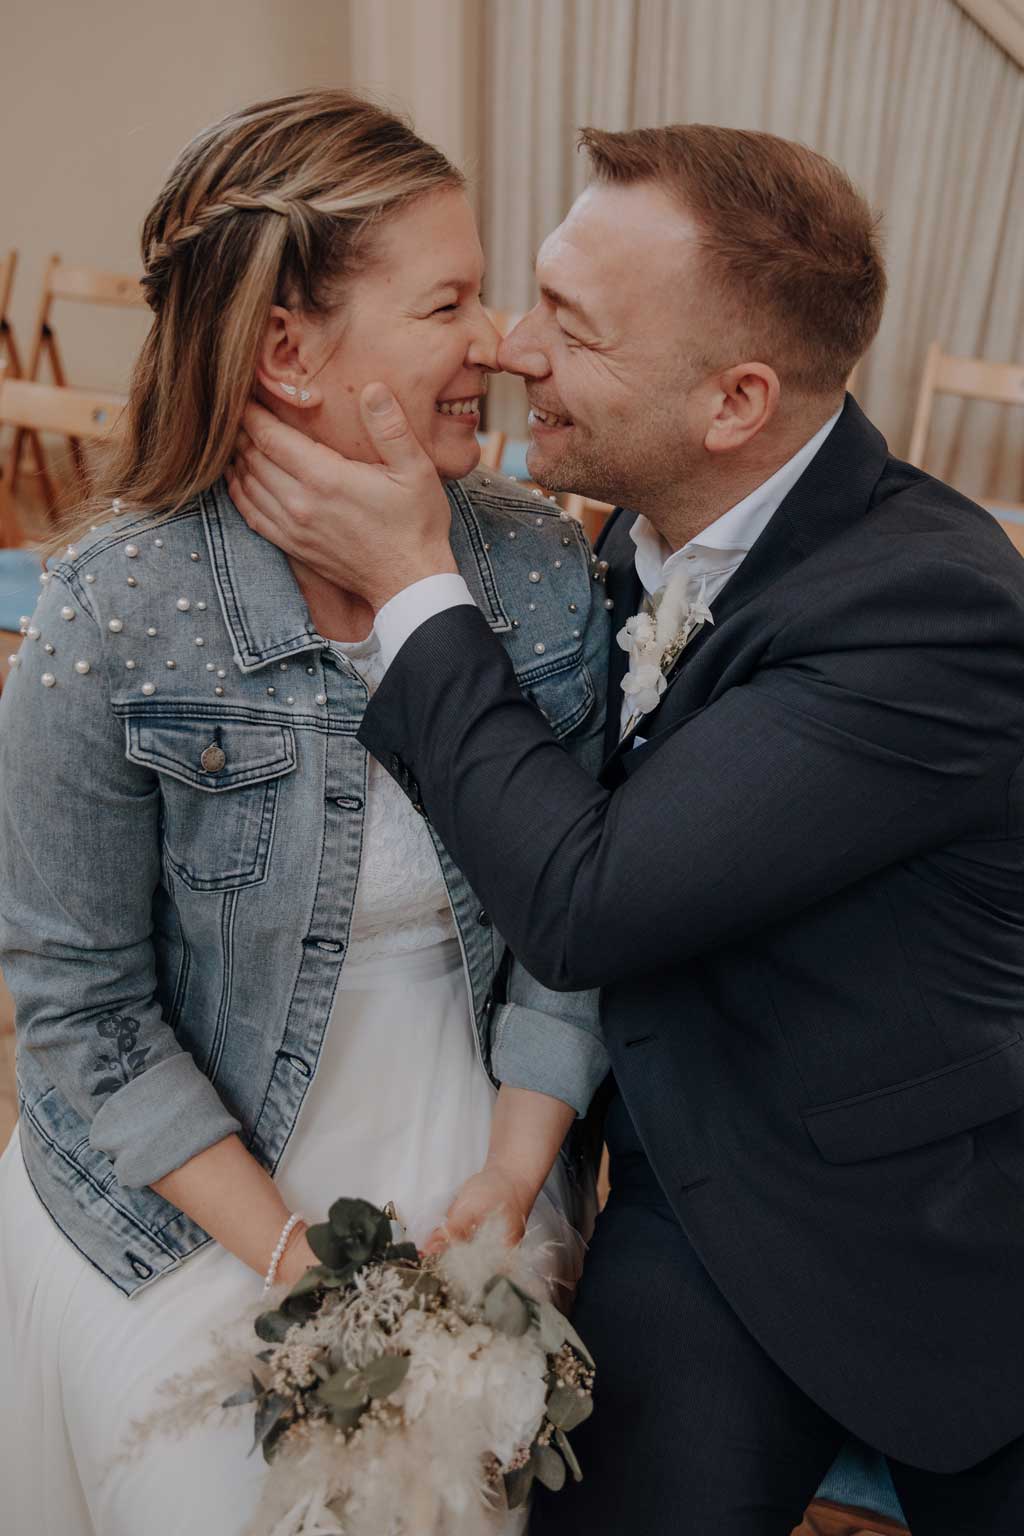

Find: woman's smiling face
261;189;499;481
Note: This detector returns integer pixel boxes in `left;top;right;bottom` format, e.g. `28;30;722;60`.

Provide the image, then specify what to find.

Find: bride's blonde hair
54;90;462;548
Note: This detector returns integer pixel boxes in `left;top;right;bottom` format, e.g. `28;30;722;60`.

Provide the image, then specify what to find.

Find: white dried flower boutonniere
618;567;713;738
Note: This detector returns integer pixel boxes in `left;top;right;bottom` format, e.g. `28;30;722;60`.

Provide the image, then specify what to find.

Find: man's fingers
241;399;342;486
359;383;431;477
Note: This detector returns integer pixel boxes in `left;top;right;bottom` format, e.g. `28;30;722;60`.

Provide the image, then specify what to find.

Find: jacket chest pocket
516;651;595;740
126;716;297;891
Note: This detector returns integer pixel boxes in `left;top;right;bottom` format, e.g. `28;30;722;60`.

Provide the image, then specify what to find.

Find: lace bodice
334;632;456;964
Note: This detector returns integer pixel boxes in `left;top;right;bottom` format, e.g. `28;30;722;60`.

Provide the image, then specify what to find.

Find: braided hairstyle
59;90;462;543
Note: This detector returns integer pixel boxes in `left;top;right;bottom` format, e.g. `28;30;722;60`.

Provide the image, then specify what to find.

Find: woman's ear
255;305;322;408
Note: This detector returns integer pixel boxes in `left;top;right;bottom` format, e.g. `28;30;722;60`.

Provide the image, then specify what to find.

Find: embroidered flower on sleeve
91;1014;152;1097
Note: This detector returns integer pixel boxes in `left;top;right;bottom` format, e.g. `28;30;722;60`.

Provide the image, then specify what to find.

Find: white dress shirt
374;410;842;677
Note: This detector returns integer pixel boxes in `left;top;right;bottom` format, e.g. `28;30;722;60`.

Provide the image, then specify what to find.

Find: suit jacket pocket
801;1032;1024;1164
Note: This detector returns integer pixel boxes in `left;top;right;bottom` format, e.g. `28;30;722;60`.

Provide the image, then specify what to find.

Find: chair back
560;493;615;544
908;342;1024;524
10;255;143;511
0;370;127;547
0;250;23;377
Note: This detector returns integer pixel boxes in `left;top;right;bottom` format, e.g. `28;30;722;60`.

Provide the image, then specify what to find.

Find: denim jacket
0;472;611;1295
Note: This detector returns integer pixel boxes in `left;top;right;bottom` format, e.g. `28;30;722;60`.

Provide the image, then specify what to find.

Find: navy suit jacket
360;398;1024;1472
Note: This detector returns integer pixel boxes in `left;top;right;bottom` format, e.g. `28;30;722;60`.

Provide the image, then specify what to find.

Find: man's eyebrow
539;283;595;330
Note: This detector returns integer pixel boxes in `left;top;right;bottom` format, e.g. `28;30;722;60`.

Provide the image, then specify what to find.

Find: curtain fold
481;0;1023;504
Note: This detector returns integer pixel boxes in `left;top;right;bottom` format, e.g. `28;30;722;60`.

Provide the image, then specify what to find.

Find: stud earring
281;383;298;398
299;388;311;403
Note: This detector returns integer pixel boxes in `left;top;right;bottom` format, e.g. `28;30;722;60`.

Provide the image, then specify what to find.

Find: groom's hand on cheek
228;382;458;611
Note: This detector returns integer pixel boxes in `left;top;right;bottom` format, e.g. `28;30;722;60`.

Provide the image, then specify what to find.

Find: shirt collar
630;408;842;597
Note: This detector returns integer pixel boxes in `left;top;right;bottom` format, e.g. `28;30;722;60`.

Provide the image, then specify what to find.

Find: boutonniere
617;568;713;738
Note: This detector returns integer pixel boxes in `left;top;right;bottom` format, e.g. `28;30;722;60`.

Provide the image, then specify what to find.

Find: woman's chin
431;440;482;482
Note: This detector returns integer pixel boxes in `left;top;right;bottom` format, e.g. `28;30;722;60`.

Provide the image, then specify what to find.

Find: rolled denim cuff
89;1053;242;1189
490;1001;610;1118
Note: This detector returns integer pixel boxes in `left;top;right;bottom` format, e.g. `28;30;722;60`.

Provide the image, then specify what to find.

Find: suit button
477;910;492;927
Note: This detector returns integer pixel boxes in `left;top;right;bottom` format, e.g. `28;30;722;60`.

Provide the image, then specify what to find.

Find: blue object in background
0;548;42;633
816;1442;905;1523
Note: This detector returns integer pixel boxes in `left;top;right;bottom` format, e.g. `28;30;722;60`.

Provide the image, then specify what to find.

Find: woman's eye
432;303;459;315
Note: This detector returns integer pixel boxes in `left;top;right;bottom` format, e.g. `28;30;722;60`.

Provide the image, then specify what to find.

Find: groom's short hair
579;124;886;396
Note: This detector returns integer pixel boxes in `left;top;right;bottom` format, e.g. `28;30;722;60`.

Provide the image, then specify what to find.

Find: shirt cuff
374;575;477;670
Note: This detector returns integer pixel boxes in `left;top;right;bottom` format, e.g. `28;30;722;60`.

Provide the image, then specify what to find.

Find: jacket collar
601;394;890;764
202;476;513;674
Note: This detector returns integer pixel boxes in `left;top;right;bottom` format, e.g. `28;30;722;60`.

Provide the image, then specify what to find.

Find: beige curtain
480;0;1024;505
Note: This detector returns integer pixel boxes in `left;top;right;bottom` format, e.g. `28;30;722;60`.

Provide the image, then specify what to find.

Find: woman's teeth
529;407;569;427
436;397;480;416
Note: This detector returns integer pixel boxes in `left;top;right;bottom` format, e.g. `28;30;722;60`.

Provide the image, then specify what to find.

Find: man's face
498;182;717;512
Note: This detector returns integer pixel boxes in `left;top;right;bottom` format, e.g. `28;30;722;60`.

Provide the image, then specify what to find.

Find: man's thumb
360;382;424;471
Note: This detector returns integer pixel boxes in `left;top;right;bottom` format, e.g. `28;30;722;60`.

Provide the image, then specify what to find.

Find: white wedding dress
0;631;577;1536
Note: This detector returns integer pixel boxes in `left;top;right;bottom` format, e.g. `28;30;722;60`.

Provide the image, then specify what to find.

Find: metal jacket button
200;744;226;773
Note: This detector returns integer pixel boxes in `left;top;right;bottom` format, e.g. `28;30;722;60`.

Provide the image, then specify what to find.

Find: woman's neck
288;556;375;644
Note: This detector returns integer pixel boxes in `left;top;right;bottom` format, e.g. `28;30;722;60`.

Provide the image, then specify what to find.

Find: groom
231;126;1024;1533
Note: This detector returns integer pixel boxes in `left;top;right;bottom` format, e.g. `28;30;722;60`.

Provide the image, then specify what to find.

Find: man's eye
432;303;458;315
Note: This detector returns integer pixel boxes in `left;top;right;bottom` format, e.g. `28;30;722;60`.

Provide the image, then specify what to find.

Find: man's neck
647;402;841;553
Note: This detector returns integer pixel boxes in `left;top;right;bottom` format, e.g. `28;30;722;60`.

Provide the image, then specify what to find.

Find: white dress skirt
0;633;578;1536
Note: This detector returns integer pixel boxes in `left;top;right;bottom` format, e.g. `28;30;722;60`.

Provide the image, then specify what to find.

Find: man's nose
497;312;549;379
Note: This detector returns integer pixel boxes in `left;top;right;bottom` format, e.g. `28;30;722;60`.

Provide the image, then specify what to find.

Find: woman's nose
467;308;502;372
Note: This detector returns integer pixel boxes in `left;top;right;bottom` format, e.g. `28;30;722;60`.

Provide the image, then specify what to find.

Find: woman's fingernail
364;383;394;415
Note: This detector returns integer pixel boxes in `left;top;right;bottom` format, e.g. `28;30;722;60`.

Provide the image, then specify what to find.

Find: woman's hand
227;385;458;611
422;1160;536;1255
275;1226;320;1288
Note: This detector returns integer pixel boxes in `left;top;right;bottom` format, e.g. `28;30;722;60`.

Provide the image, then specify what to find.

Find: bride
0;90;608;1535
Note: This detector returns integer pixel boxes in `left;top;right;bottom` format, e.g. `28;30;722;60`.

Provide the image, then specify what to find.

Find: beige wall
0;0;352;394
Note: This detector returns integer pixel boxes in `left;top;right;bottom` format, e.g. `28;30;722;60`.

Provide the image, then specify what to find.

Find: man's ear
703;363;780;454
255;304;322;408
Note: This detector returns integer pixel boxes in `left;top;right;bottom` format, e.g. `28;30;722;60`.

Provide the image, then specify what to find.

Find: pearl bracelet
263;1212;304;1293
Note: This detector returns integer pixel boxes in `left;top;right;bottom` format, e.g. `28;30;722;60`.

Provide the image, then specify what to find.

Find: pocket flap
126;716;296;791
802;1032;1024;1164
517;654;595;740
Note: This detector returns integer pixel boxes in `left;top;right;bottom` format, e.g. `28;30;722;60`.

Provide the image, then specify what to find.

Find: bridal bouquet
139;1197;595;1536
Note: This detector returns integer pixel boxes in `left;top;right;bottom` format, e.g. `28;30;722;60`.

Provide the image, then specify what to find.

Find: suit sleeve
359;551;1024;992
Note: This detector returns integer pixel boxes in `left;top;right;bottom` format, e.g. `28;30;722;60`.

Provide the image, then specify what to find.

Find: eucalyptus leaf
554;1428;583;1483
482;1276;532;1338
249;1392;289;1458
503;1463;535;1509
254;1309;293;1344
280;1288;324;1324
362;1353;410;1399
385;1241;420;1264
535;1301;595;1370
305;1220;350;1272
221;1381;258;1410
532;1444;566;1493
284;1264;329;1301
261;1411;295;1465
316;1369;370;1413
546;1384;594;1433
326;1197;393;1267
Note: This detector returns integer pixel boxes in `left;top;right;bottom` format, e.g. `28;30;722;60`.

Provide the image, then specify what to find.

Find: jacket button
477;910;492;927
200;744;226;773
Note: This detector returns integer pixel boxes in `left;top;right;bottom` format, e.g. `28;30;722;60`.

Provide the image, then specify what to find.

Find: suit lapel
596;508;643;759
601;395;891;766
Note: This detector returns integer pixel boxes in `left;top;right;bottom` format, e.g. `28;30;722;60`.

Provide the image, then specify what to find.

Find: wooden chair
908;342;1024;546
0;250;23;379
0;372;127;549
560;493;615;544
0;372;127;688
9;256;144;509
